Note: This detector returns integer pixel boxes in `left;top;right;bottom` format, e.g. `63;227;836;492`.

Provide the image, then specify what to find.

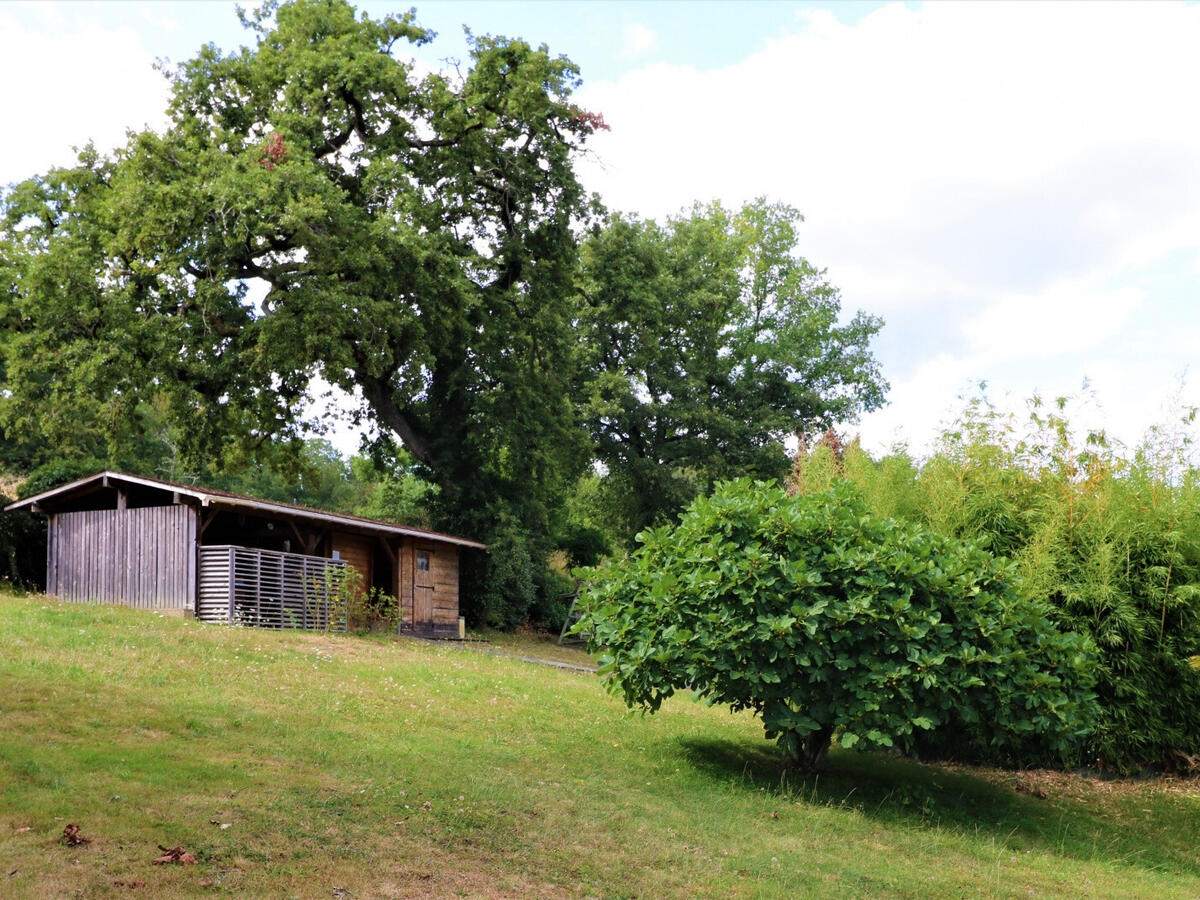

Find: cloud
963;281;1144;360
850;352;979;452
621;23;659;58
575;1;1200;454
0;8;169;184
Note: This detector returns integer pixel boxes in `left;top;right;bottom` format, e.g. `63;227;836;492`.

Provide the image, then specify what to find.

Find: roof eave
4;470;487;550
200;494;488;548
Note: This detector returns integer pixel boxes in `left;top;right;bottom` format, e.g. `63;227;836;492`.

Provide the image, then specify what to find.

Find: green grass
2;594;1199;898
466;626;595;668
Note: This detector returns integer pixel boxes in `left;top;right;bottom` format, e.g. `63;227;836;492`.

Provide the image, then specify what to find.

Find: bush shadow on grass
674;736;1199;878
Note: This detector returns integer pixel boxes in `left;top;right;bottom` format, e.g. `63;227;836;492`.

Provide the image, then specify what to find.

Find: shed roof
5;470;487;550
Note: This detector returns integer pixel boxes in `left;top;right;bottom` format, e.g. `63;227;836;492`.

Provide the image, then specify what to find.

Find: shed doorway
413;547;435;632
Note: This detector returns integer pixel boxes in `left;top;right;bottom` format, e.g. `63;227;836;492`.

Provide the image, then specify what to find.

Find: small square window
417;550;430;572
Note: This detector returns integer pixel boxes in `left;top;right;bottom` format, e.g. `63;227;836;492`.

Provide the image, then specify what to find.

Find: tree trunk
787;724;835;774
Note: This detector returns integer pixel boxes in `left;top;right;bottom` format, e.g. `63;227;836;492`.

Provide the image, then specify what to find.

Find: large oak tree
0;0;605;623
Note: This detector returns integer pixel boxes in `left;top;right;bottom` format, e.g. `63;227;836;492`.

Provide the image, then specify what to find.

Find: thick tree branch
316;124;355;158
360;375;435;465
403;121;485;149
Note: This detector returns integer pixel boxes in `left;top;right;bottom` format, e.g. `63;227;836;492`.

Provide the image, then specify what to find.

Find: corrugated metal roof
4;470;487;550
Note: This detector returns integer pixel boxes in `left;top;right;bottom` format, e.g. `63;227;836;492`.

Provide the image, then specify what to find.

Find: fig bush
575;480;1096;772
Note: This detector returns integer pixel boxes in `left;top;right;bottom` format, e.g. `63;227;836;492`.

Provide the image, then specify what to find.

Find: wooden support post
46;513;54;596
287;520;305;551
227;547;236;623
116;488;128;511
199;508;219;537
187;506;198;616
304;528;327;556
377;535;397;565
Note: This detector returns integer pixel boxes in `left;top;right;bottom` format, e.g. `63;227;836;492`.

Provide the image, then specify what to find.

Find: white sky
2;0;1198;459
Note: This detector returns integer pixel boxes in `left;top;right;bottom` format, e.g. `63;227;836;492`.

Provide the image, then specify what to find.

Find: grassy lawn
2;593;1199;898
466;627;594;668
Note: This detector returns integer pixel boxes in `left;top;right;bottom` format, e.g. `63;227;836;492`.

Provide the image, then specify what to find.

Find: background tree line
0;0;887;624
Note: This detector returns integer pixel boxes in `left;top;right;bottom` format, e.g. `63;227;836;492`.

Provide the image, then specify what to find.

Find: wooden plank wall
398;536;413;628
429;545;460;631
330;532;372;599
47;505;196;609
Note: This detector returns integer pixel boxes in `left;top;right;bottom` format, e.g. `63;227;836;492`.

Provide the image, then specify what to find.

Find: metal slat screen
197;545;348;631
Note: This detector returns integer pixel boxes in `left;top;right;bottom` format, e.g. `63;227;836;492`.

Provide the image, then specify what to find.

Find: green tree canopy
0;0;607;624
576;201;887;543
576;480;1097;773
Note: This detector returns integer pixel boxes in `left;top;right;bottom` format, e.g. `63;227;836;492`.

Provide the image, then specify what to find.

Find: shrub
325;566;400;633
789;393;1200;771
575;479;1096;772
0;491;43;590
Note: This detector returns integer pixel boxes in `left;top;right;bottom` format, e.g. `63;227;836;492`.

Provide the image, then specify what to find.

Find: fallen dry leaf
1015;778;1049;800
15;826;31;834
154;845;197;865
62;824;92;846
112;880;146;889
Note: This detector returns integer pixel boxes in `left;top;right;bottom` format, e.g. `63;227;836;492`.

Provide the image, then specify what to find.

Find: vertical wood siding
330;532;372;598
47;505;197;609
398;536;414;629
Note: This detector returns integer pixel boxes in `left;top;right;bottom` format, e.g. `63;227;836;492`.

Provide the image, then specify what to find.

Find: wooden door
412;546;434;632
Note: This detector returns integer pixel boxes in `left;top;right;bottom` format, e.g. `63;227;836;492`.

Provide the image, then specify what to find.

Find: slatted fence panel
196;545;346;631
197;547;234;622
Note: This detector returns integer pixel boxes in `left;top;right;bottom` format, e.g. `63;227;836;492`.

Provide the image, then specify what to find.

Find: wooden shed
5;471;485;637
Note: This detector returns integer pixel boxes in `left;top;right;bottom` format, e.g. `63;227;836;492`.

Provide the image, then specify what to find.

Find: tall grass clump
790;394;1200;773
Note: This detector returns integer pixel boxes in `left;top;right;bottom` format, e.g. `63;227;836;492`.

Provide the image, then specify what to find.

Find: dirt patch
943;762;1200;802
135;728;172;742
